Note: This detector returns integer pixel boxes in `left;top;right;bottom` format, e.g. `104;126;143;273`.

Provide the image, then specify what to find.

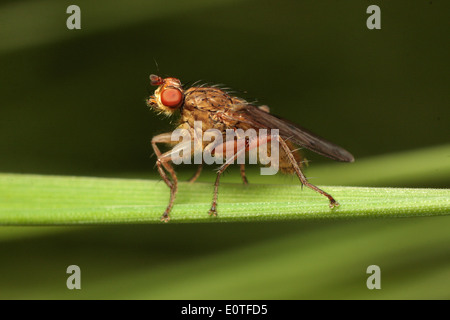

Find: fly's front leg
151;133;179;222
275;135;339;208
152;133;174;188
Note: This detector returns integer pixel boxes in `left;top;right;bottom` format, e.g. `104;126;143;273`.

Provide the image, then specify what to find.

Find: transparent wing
238;105;355;162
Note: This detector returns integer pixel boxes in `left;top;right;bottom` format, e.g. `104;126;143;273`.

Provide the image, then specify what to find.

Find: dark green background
0;0;448;177
0;0;449;299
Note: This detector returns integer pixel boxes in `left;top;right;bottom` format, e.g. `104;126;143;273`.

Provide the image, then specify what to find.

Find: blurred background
0;0;449;299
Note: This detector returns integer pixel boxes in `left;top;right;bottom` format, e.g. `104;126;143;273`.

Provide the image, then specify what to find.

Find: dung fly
146;74;354;222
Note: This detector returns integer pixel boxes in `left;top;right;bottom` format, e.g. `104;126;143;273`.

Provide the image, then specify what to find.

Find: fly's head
146;74;184;116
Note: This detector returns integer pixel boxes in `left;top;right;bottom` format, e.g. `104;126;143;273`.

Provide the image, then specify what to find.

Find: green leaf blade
0;173;448;225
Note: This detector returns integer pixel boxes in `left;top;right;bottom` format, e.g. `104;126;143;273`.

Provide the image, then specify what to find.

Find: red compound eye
161;88;183;107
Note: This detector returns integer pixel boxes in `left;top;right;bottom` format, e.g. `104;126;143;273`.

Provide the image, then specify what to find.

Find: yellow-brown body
147;74;353;221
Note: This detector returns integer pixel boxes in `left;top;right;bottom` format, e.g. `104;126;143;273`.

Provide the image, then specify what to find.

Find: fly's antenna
153;57;160;73
152;58;171;79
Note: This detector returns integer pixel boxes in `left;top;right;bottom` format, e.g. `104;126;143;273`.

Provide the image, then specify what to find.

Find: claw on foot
160;213;170;223
208;205;218;217
329;200;340;209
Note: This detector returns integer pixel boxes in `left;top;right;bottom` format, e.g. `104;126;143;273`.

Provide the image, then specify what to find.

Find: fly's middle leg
240;164;249;185
188;163;203;183
209;162;232;216
208;137;249;216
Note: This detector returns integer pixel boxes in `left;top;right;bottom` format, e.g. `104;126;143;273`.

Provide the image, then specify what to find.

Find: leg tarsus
160;211;171;222
208;204;218;216
329;199;339;209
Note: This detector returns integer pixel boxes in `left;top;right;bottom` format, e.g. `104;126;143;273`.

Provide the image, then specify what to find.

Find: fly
146;74;354;222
